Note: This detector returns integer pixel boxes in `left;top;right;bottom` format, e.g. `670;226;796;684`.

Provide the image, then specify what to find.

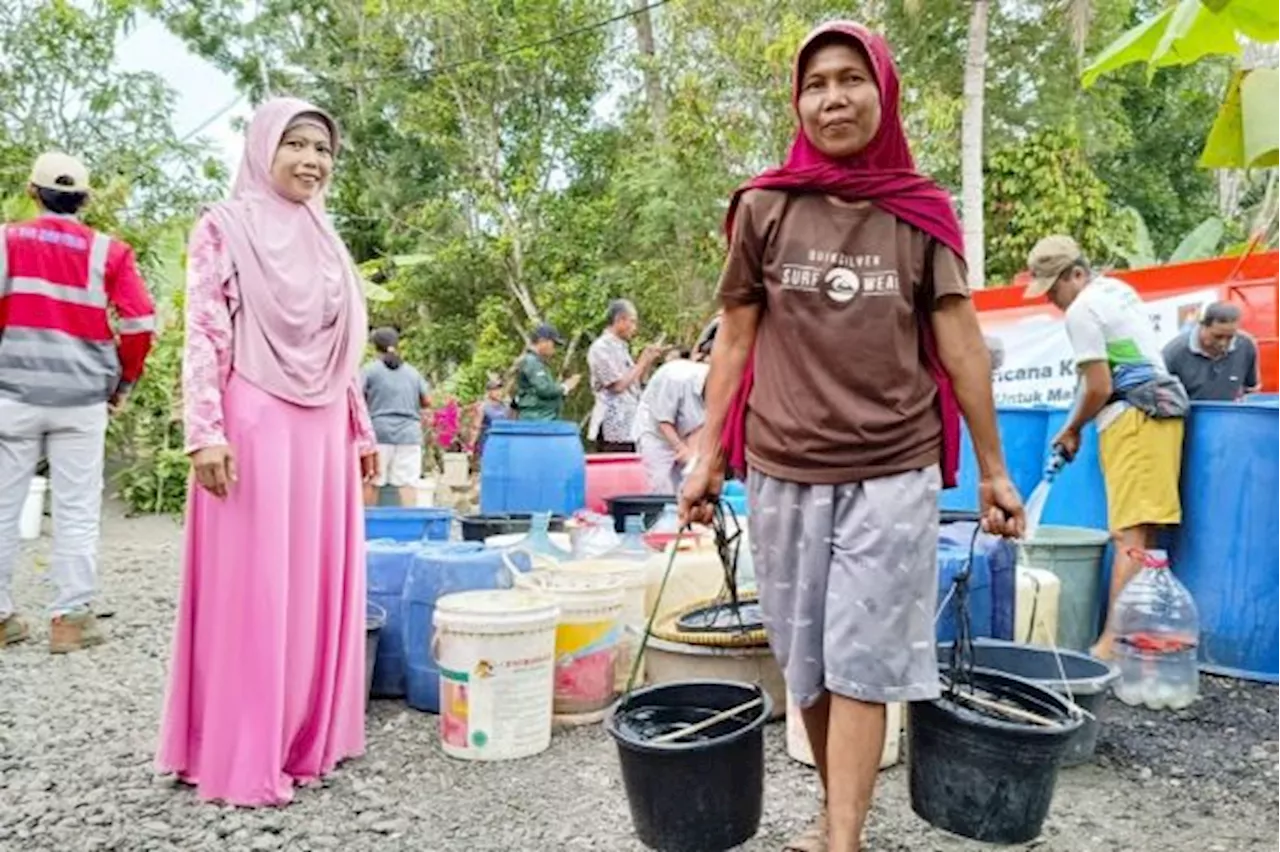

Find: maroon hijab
720;20;963;487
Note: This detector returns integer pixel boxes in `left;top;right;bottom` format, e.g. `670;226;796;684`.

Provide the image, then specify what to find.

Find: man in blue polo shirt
1162;302;1259;401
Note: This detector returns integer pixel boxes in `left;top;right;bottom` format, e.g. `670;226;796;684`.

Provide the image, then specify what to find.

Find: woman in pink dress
156;97;378;806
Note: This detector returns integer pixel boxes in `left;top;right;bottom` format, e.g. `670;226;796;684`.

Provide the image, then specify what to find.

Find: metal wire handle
945;523;983;696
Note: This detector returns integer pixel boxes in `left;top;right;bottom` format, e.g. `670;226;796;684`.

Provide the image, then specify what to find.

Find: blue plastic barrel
479;420;586;515
934;521;1017;643
365;507;453;543
366;540;421;697
939;407;1053;513
402;545;532;713
721;479;748;517
1244;392;1278;404
1173;402;1279;683
1038;410;1109;531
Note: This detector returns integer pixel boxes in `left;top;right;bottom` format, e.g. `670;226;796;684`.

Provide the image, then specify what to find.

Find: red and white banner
978;287;1222;407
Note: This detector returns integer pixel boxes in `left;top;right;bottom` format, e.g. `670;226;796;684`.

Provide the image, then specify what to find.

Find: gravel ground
1;503;1276;852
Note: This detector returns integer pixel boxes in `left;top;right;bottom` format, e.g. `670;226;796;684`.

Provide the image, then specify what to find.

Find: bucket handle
500;547;559;588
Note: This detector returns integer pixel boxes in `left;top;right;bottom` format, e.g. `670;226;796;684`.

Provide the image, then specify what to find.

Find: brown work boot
1;613;31;648
49;609;105;654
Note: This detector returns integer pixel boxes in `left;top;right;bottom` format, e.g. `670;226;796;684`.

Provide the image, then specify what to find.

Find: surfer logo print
782;249;900;305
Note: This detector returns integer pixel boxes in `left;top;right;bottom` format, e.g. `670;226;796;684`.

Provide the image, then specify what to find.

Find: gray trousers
748;466;942;707
0;397;107;617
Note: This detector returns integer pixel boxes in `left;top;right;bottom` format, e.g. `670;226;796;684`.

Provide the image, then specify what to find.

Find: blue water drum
939;407;1053;513
1173;402;1279;683
1038;409;1109;531
934;521;1017;643
367;540;421;697
402;545;534;712
479;420;586;515
365;507;453;543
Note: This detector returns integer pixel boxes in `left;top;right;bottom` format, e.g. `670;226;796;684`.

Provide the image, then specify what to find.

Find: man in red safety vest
0;151;155;653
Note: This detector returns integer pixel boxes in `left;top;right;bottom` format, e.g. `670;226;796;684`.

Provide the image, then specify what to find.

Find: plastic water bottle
515;511;571;562
1110;549;1201;710
609;515;654;561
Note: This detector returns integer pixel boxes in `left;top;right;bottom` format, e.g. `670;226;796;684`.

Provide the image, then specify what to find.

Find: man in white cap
0;151;156;653
1023;235;1187;660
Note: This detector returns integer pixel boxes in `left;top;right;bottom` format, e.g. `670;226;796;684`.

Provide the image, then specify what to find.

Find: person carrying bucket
679;21;1024;852
1023;235;1189;661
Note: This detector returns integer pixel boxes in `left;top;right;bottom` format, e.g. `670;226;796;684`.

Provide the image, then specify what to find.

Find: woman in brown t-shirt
679;21;1024;852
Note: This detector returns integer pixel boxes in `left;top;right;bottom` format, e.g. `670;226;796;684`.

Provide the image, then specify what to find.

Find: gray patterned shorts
748;466;943;708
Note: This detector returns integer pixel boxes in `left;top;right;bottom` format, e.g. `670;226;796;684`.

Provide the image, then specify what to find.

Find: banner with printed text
978;287;1222;407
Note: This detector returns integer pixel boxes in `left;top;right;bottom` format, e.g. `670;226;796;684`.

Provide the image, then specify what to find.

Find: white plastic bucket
441;452;470;487
516;573;624;715
19;476;47;541
433;589;560;761
532;559;648;691
415;477;438;508
786;691;903;770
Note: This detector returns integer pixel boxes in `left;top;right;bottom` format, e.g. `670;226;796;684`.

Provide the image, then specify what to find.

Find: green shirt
513;351;564;421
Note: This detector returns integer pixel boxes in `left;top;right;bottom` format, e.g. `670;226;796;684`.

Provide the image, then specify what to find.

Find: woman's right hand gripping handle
679;457;725;528
191;445;237;499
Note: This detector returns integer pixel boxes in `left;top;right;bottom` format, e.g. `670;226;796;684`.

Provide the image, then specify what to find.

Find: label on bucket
553;620;620;713
440;649;555;758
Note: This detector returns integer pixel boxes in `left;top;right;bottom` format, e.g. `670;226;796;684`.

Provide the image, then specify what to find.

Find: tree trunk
632;0;666;145
961;0;989;289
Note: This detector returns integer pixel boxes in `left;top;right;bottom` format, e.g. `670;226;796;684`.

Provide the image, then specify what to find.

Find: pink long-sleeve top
182;214;376;454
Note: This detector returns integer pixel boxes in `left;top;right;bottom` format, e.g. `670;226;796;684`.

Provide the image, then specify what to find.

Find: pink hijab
720;21;962;488
208;97;367;408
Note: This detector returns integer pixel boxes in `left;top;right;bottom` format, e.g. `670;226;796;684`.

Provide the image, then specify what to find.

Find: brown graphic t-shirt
717;190;969;485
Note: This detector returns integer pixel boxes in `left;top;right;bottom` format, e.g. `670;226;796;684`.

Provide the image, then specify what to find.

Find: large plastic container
535;575;625;715
936;638;1118;766
528;558;649;691
643;541;726;624
909;668;1083;844
1111;549;1201;710
1015;566;1062;646
402;543;525;713
607;680;771;852
434;589;560;761
366;540;421;697
1038;410;1109;531
364;507;453;543
934;522;1017;643
479;420;586;515
607;493;675;533
365;601;386;708
1019;526;1111;651
585;453;650;514
460;513;568;542
1173;402;1279;682
940;407;1053;513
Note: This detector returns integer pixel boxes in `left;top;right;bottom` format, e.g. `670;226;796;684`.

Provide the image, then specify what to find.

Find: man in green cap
1024;235;1188;660
513;323;580;421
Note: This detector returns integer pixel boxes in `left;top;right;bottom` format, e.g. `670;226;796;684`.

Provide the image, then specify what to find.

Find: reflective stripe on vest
0;231;120;406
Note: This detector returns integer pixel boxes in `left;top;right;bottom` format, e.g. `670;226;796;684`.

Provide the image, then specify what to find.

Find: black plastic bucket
458;513;567;542
936;639;1118;766
365;601;386;708
909;667;1083;845
606;494;675;533
606;679;771;852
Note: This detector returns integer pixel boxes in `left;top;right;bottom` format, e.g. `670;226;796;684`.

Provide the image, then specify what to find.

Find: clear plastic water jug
1110;549;1200;710
514;511;571;562
609;515;654;561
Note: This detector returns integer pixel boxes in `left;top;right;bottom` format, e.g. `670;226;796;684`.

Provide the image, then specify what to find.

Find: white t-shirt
632;360;710;492
1063;276;1169;431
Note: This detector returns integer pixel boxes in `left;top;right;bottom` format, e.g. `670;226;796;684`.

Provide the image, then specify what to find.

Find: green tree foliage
984;130;1115;283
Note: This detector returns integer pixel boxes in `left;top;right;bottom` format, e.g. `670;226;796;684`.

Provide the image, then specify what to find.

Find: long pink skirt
156;375;366;806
